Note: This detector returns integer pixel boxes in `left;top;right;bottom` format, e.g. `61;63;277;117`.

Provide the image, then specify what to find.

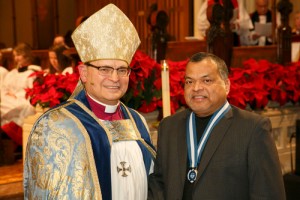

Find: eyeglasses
86;63;131;77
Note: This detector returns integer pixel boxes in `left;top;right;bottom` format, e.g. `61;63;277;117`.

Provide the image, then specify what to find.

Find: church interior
1;0;300;199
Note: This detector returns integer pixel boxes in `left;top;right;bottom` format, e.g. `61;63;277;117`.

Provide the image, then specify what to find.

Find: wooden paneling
165;40;206;61
165;40;278;67
31;0;57;49
156;0;190;41
231;45;277;67
75;0;130;18
0;0;191;52
125;1;150;52
73;0;191;53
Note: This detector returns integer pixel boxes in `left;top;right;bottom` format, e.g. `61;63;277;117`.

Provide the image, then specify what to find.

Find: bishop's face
184;59;230;117
79;59;129;105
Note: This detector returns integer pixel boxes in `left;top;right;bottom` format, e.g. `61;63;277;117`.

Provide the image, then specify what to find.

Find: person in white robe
247;0;273;46
1;43;41;145
0;66;8;87
0;51;8;83
0;67;8;80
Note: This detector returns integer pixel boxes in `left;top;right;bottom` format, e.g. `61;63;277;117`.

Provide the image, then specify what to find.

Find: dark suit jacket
148;106;286;200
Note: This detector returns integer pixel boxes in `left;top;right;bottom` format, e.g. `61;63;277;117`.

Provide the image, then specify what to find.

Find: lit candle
161;60;171;118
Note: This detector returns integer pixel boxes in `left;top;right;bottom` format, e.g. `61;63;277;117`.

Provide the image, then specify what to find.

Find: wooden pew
165;40;278;68
165;40;207;61
2;42;279;70
231;45;277;67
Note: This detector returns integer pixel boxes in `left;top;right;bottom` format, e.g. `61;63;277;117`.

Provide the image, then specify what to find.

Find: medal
187;168;198;183
186;101;231;184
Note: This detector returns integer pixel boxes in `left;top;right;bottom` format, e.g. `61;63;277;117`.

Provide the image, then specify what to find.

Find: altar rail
258;107;300;174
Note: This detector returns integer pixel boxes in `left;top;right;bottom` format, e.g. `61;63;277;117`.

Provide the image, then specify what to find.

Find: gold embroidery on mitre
71;3;140;64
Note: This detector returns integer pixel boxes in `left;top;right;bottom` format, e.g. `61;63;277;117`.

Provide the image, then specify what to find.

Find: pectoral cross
117;161;131;177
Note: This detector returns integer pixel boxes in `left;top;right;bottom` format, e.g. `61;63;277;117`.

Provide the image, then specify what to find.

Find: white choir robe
1;65;41;127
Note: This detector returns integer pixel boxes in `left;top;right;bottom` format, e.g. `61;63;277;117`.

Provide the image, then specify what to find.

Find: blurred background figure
248;0;273;46
0;67;8;83
75;15;89;27
291;11;300;62
65;15;89;48
292;10;300;35
0;51;8;83
47;45;74;74
53;34;67;47
146;3;174;62
197;0;253;46
0;43;41;154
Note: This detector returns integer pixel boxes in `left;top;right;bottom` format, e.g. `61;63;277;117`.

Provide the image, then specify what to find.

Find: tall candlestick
161;60;171;118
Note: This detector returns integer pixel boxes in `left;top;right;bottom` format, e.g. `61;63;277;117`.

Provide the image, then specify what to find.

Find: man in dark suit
148;52;286;200
249;0;273;46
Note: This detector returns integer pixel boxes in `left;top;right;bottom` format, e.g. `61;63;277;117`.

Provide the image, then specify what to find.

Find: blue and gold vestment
24;90;156;199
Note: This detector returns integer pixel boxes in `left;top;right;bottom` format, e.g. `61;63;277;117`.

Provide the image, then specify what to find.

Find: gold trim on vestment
120;103;157;159
61;108;102;199
69;98;113;145
102;120;139;142
69;81;84;99
67;98;156;159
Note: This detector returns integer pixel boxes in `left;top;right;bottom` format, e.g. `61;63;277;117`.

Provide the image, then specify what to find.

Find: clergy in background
292;10;300;35
248;0;273;46
197;0;253;46
24;4;156;200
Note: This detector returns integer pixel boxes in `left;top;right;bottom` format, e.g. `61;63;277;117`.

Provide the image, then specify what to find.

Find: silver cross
117;161;131;177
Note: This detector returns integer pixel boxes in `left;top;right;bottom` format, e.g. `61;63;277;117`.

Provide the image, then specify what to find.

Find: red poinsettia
122;50;161;113
228;59;300;110
25;71;79;108
126;52;300;113
25;51;300;113
124;50;188;114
